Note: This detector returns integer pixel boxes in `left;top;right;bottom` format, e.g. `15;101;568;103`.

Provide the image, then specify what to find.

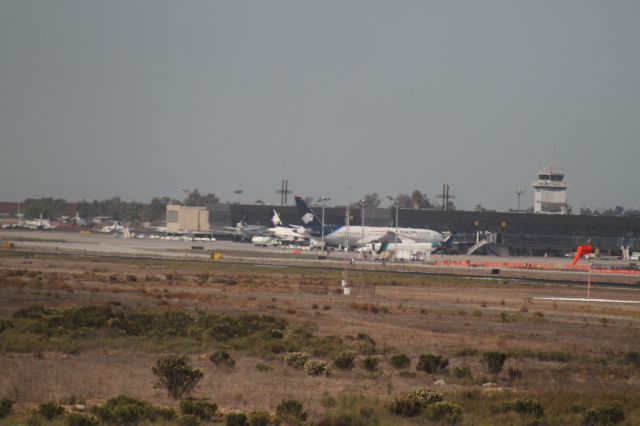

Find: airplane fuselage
304;225;444;247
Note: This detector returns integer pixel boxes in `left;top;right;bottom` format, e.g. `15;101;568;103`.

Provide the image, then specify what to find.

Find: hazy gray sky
1;1;639;211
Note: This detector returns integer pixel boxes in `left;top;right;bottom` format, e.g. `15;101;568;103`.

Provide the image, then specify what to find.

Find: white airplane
294;196;446;248
98;220;124;233
266;210;307;242
21;214;54;230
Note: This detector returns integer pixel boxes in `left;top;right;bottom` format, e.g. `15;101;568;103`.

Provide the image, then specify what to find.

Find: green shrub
180;399;217;421
255;362;273;372
355;333;377;355
623;351;640;368
176;414;200;426
209;349;235;367
276;399;307;425
581;404;624;425
362;356;380;371
304;359;331;376
424;401;463;424
333;350;357;370
0;399;13;419
284;352;310;369
248;411;271;426
226;412;248;426
508;367;523;381
389;354;411;369
0;319;13;333
483;351;507;374
390;388;443;417
152;355;203;399
455;348;479;357
453;366;472;379
416;354;449;374
501;398;544;419
92;395;176;424
65;413;99;426
38;401;64;420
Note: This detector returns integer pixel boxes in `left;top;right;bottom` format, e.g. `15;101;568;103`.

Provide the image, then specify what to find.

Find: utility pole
387;196;400;260
516;189;526;213
275;179;293;206
435;184;456;211
359;198;366;258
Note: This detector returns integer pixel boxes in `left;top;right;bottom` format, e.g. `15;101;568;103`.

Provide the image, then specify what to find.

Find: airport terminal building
207;203;640;256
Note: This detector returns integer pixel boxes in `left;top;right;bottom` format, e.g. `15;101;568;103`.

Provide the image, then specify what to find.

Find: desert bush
390;388;443;417
508;367;523;381
500;398;544;419
276;399;307;425
13;305;53;319
59;395;85;405
483;351;507;374
285;352;310;369
535;351;572;362
453;366;472;379
455;348;479;357
65;413;99;426
623;351;640;368
210;350;235;367
152;355;203;400
355;333;377;355
180;399;217;421
92;395;176;424
304;359;331;376
363;356;380;371
177;414;200;426
248;411;271;426
226;412;248;426
255;362;272;372
416;354;449;374
0;319;13;333
389;354;411;369
424;401;463;424
581;404;624;425
0;399;13;419
333;350;357;370
38;401;65;420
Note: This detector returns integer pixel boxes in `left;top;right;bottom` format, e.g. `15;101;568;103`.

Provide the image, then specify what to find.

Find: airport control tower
531;166;569;214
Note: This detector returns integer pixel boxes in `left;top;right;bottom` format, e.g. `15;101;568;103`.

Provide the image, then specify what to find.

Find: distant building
532;166;569;214
166;205;209;233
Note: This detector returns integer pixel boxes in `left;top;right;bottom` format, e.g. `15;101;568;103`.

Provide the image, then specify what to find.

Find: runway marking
534;297;640;304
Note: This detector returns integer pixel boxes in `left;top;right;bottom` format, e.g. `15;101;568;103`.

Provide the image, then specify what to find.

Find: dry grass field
0;250;639;425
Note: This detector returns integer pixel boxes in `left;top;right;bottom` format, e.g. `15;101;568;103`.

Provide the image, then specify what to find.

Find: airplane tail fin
294;196;323;230
271;210;283;227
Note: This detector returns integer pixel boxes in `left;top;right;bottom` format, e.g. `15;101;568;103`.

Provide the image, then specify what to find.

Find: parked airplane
21;214;54;230
266;210;307;242
294;196;446;248
98;220;124;233
221;221;268;242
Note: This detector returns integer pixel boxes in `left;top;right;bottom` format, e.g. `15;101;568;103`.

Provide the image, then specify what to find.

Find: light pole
181;189;190;206
516;189;525;213
359;198;366;257
387;196;400;259
317;196;331;252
